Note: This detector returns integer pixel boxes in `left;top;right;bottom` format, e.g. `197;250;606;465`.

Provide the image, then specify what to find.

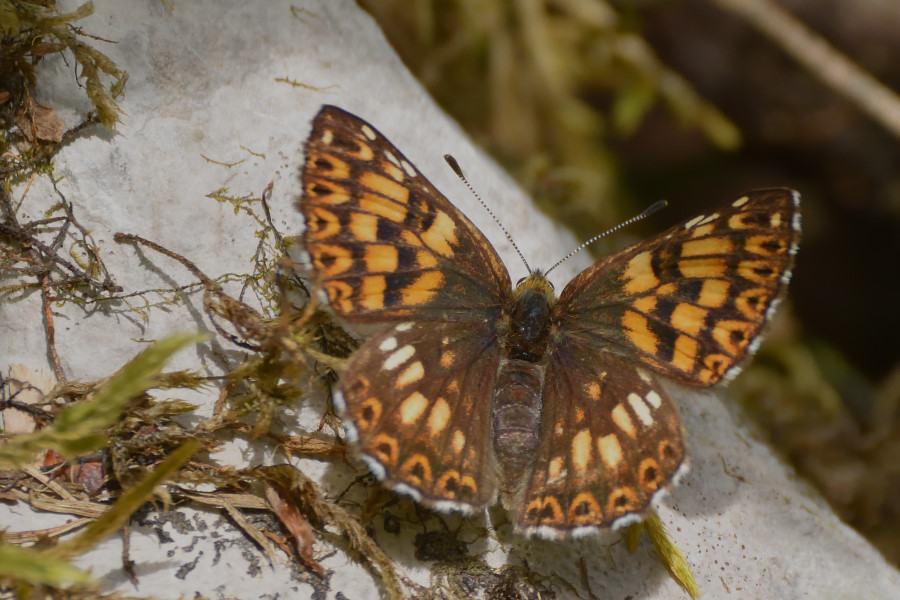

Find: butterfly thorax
493;272;556;506
505;272;556;361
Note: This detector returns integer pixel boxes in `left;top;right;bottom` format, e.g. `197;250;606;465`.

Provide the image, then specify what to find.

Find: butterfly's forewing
555;189;801;387
336;320;501;512
514;343;686;536
299;105;512;323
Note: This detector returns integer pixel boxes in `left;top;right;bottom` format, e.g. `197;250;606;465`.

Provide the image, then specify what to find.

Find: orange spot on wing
309;152;351;179
697;279;729;308
305;207;341;240
427;398;451;436
623;310;659;356
606;487;640;518
622;251;659;294
399;392;428;424
364;245;399;273
713;320;754;355
656;283;678;296
420;210;458;257
358;192;407;222
746;235;785;256
639;458;663;492
671;334;699;373
548;456;565;482
451;430;465;454
400;230;422;247
369;434;398;467
305;179;351;205
360;171;409;204
416;250;438;269
568;492;603;525
309;243;354;277
382;161;405;182
348;212;378;242
325;280;354;314
358;276;387;310
402;271;443;305
632;295;657;313
735;288;769;319
670;303;708;337
690;223;715;238
571;429;592;472
680;237;733;257
678;257;727;278
597;434;624;470
400;454;432;487
396;361;424;387
738;259;780;284
439;349;456;369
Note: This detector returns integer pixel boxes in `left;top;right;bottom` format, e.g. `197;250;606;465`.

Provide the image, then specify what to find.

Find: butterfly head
513;270;555;302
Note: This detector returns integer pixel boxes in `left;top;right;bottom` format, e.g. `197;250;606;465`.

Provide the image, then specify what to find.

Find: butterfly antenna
444;154;532;274
544;200;668;276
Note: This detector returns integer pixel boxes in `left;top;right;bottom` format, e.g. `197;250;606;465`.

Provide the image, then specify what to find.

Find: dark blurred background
361;0;900;565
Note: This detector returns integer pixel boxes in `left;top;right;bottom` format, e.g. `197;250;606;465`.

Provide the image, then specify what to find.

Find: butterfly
298;105;800;539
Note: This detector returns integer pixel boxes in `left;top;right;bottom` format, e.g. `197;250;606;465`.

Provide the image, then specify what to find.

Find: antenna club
443;154;463;177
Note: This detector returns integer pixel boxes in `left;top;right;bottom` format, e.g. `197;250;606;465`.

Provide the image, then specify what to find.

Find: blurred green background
360;0;900;566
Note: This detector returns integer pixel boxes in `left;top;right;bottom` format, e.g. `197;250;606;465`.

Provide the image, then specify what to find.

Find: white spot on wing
645;390;663;409
627;393;654;427
385;150;401;168
698;213;720;226
360;454;386;480
378;336;398;352
684;215;704;229
401;159;417;178
383;345;415;370
361;124;376;140
392;482;423;503
431;499;478;515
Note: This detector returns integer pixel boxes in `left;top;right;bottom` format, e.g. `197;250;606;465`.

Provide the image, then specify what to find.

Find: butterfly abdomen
492;358;545;501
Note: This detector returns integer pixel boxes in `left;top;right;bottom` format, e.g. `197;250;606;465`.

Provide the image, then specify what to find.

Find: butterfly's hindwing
337;320;502;512
515;341;686;537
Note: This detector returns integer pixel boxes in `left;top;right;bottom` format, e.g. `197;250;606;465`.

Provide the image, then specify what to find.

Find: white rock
2;1;898;598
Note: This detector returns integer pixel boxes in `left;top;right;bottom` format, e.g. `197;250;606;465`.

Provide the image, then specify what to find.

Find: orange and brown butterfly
297;105;800;539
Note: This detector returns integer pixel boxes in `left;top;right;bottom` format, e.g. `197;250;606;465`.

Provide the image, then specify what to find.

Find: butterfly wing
299;105;512;323
336;320;501;512
514;343;686;536
513;189;800;535
555;189;801;387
